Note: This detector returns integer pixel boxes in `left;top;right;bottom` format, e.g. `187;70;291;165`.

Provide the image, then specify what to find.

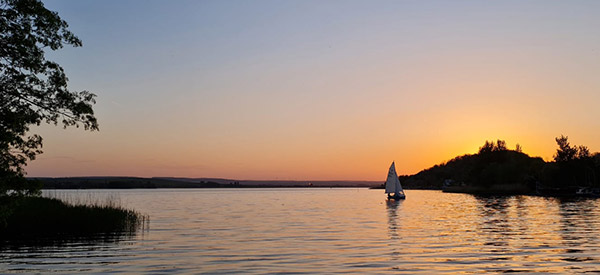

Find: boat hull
387;193;406;200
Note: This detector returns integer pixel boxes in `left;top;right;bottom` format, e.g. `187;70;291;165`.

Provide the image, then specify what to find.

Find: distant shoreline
31;177;381;189
30;177;598;197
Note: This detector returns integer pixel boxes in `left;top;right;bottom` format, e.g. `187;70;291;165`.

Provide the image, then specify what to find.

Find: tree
1;0;97;197
515;143;522;153
478;139;508;154
494;139;507;151
478;140;494;154
577;145;590;159
553;135;577;162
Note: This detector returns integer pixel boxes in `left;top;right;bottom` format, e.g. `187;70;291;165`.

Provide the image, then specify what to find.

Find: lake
2;189;600;273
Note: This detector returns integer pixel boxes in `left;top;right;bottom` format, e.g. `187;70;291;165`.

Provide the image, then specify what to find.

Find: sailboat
385;162;406;200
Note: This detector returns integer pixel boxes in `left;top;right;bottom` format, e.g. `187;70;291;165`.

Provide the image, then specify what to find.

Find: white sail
384;161;405;199
395;172;403;195
385;162;400;194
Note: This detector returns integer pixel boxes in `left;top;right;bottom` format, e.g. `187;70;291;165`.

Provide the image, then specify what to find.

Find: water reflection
4;189;600;273
468;194;600;273
1;229;144;247
512;196;531;238
475;196;512;249
386;200;402;240
0;236;136;273
0;217;149;273
554;198;600;264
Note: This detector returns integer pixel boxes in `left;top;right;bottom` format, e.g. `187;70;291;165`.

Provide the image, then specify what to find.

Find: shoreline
33;177;381;189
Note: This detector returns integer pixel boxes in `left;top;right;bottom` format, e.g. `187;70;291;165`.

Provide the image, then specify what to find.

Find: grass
0;193;147;242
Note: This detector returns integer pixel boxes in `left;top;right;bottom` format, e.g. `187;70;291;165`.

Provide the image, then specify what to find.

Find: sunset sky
27;0;600;180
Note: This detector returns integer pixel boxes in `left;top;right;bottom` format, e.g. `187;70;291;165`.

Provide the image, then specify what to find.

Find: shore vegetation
1;194;146;242
0;0;146;240
402;136;600;196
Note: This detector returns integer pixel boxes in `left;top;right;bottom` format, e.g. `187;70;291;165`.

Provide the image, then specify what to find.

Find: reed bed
0;192;148;241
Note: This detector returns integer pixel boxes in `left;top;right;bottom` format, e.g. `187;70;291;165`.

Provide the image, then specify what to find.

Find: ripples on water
2;189;600;273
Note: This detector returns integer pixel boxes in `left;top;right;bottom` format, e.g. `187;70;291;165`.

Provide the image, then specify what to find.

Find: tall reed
0;192;148;242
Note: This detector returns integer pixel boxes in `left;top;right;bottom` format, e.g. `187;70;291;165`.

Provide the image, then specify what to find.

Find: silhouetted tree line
402;136;600;193
541;135;600;188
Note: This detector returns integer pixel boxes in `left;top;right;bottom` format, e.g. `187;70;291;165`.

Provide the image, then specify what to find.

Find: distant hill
33;177;380;189
400;149;544;193
35;177;215;189
399;138;600;195
158;177;379;187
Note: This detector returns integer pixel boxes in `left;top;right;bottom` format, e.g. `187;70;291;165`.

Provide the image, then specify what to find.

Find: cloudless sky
27;0;600;180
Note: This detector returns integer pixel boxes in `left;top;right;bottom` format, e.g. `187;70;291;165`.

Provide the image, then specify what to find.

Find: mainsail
385;162;404;196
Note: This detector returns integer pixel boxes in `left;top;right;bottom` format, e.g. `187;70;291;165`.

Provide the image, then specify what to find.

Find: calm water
2;189;600;273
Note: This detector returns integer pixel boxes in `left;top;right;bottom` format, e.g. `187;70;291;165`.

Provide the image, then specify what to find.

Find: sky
26;0;600;180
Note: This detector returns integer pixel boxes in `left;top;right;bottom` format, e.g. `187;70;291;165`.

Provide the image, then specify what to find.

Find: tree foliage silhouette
1;0;97;197
515;143;522;153
544;135;598;188
553;135;577;162
403;139;543;191
478;139;508;154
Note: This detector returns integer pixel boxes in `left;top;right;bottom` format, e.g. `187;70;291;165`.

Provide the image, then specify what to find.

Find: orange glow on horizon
24;1;600;180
